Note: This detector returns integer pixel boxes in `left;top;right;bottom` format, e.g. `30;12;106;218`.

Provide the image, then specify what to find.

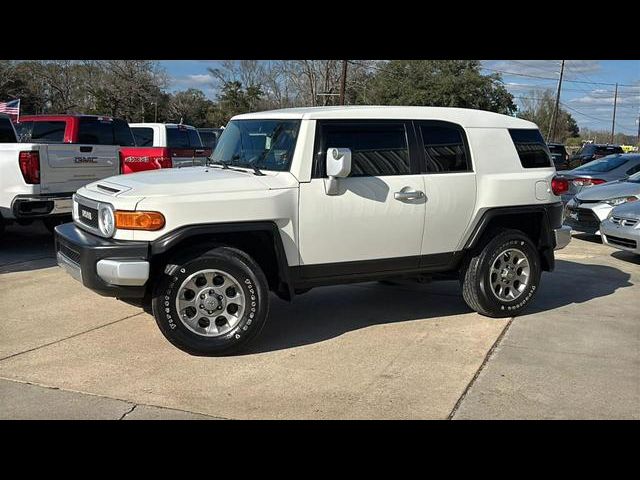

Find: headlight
98;204;115;237
604;196;638;206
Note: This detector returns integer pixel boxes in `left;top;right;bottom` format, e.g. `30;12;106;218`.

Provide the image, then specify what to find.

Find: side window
0;117;18;142
187;128;203;148
319;122;411;177
132;127;154;147
417;122;471;172
509;129;553;168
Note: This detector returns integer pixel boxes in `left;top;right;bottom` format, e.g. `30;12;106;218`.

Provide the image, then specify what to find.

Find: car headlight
603;196;638;206
98;203;115;237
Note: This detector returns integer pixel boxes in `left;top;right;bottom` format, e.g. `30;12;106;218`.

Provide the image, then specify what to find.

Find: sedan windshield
572;154;628;174
211;119;301;172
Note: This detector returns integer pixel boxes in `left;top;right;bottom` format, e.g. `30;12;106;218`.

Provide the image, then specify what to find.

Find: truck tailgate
38;144;120;194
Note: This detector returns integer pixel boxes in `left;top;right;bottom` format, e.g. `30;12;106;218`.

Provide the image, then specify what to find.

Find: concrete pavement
0;222;638;419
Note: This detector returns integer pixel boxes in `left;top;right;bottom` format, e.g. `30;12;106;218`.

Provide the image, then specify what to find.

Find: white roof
232;106;537;129
130;122;197;129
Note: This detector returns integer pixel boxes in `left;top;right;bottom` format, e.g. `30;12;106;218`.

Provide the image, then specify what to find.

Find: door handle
394;189;425;201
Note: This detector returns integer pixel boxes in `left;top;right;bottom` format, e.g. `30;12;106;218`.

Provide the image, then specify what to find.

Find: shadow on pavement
611;250;640;265
0;222;56;274
251;280;470;354
528;259;632;314
572;233;602;244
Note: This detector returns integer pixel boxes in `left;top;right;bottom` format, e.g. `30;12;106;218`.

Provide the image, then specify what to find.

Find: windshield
211;119;301;171
572;154;629;173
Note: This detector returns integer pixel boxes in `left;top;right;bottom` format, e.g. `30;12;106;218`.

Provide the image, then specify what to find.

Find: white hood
85;166;298;199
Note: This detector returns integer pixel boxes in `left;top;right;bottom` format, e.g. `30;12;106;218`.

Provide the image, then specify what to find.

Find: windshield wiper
207;159;229;169
251;165;265;176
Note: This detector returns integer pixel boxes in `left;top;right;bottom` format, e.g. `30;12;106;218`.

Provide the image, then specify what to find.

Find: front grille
569;208;600;227
57;240;80;265
77;204;99;229
611;216;639;227
606;235;637;249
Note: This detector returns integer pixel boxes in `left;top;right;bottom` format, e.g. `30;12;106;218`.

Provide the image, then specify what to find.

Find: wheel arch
463;203;563;272
149;221;294;300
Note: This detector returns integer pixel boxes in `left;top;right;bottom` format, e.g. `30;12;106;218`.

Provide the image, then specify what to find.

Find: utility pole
610;83;618;144
547;60;565;143
339;60;348;106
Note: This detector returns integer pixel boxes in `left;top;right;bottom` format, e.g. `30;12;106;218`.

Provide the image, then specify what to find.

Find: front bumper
564;202;612;234
54;222;150;298
11;193;74;218
600;220;640;254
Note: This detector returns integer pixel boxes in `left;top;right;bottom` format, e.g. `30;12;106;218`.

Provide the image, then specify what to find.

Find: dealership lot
0;223;638;419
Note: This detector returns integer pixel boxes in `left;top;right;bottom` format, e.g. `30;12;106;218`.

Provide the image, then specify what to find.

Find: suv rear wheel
460;228;541;318
152;246;269;356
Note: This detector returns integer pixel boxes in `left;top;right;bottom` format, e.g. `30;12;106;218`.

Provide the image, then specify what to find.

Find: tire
151;246;270;356
460;228;541;318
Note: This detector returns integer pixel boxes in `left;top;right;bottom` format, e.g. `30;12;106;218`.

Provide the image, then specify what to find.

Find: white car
601;201;640;254
55;106;570;355
0;114;119;236
129;123;210;168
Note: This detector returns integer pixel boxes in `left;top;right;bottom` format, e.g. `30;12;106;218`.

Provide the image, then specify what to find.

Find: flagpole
16;99;20;123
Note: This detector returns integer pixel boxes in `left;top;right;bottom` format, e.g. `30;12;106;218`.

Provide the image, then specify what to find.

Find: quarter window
509;129;553;168
320;122;410;177
418;123;470;172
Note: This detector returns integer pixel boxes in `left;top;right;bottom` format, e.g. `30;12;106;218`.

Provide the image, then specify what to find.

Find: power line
481;67;636;87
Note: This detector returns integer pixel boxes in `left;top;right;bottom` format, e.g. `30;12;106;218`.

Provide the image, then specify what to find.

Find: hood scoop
96;184;122;195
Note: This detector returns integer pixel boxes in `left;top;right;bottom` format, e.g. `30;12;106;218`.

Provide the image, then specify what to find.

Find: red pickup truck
16;115;189;174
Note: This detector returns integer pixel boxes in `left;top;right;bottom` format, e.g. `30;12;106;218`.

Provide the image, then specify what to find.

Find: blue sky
161;60;640;135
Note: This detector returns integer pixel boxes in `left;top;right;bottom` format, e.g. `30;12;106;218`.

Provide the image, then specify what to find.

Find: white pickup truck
0;114;120;235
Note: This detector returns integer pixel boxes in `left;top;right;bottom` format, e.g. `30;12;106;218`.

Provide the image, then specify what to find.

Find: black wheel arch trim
150;221;294;299
463;202;564;271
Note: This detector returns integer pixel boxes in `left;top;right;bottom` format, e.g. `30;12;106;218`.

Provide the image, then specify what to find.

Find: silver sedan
601;201;640;254
564;171;640;234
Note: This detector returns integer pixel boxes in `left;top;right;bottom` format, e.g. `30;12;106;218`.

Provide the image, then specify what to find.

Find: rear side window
509;129;552;168
0;117;17;142
187;128;203;148
417;122;470;172
166;127;191;148
320;122;411;177
132;127;154;146
31;121;66;143
596;146;623;155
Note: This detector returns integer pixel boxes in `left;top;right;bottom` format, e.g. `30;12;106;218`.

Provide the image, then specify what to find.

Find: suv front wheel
152;246;269;356
460;229;541;318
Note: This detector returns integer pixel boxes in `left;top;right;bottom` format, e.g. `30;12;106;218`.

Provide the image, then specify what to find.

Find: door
414;121;477;256
298;120;426;277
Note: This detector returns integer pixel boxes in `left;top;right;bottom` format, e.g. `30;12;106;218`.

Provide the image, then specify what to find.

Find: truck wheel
152;246;269;356
460;229;541;318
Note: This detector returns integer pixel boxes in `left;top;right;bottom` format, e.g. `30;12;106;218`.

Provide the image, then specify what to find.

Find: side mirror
325;147;351;195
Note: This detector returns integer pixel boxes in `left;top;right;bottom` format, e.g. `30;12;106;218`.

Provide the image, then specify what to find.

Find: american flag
0;99;20;122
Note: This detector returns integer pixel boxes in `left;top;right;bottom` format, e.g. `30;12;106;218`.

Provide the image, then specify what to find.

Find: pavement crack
119;404;137;420
0;312;144;363
447;316;514;420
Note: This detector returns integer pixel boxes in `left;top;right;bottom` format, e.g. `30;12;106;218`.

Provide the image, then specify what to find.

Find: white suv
55;106;571;355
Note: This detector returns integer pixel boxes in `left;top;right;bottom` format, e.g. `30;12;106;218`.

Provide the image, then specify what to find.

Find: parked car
600;201;640;255
564;170;640;234
15;114;173;174
1;114;119;236
568;143;624;167
55;106;570;356
197;128;224;150
130;123;212;168
547;143;570;170
557;154;640;203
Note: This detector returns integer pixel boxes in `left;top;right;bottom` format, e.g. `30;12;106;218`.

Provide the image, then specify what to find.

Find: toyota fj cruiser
55;106;571;356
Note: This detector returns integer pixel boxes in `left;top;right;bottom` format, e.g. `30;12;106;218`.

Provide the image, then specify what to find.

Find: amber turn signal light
114;211;165;231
